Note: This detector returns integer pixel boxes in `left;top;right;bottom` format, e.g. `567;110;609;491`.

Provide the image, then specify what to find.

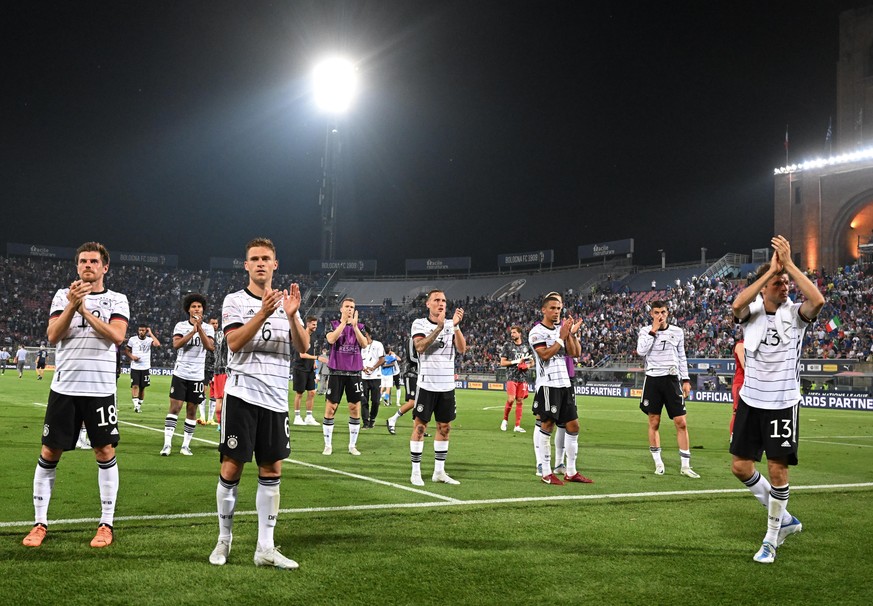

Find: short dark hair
245;237;275;257
755;263;786;281
76;242;110;265
650;300;668;309
182;293;207;313
341;297;355;305
305;316;318;323
541;295;561;308
138;323;148;329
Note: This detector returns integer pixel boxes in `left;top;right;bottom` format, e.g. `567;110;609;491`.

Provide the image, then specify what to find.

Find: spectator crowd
3;255;871;374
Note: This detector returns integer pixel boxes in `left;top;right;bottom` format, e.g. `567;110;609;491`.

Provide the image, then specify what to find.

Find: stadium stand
3;254;871;375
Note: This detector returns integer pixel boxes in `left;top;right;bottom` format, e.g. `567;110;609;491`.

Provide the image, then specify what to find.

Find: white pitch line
3;482;872;530
284;458;461;502
806;439;873;448
33;402;458;503
813;436;873;440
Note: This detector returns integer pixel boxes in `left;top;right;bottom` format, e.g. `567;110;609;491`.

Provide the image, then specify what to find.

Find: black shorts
532;386;578;424
130;368;151;390
326;373;364;404
404;376;418;402
42;390;120;451
393;374;402;388
413;388;456;424
730;397;799;465
292;369;316;394
219;394;290;465
639;375;687;419
37;359;47;370
170;375;206;404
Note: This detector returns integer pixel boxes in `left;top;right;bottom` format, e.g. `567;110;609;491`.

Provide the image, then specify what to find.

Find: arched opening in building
835;197;873;267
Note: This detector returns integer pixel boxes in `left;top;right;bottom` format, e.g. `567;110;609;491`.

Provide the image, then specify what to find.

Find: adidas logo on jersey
246;309;256;316
781;440;791;448
111;428;119;435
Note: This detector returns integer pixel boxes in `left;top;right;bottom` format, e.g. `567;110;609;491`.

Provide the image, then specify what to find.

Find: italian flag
825;316;842;332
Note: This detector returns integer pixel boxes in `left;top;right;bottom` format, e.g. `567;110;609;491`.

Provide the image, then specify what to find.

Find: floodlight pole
313;57;356;262
318;121;342;261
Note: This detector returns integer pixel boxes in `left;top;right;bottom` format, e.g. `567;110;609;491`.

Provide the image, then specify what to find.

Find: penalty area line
3;482;872;530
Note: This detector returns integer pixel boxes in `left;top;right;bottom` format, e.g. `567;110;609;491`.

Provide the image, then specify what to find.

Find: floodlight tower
313;57;357;261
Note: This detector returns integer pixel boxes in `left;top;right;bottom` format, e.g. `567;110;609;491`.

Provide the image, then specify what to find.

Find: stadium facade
774;6;873;271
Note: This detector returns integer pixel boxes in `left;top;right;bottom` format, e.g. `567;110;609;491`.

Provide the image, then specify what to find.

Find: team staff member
36;343;48;380
386;336;419;435
360;329;385;429
15;345;27;378
292;316;321;426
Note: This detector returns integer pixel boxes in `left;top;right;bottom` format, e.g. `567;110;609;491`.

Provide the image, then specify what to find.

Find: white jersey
223;288;302;412
50;288;129;397
740;303;808;410
529;322;571;389
411;317;457;392
636;324;690;380
127;335;154;371
171;320;215;381
361;339;385;380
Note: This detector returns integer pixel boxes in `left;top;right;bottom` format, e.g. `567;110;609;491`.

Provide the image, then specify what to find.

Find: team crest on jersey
533;402;539;409
43;424;49;437
551;406;557;414
416;405;424;412
227;435;239;449
642;399;649;407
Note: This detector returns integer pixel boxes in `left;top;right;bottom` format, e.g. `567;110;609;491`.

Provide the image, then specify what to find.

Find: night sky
4;1;871;273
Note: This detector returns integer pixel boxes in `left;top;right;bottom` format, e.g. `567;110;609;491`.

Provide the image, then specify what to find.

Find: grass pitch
1;371;872;605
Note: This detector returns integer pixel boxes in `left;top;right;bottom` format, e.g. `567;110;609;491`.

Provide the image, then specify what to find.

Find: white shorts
380;375;394;389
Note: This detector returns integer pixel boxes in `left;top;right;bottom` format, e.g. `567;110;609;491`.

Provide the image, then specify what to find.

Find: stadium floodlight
313;56;357;261
313;57;357;114
774;145;873;174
